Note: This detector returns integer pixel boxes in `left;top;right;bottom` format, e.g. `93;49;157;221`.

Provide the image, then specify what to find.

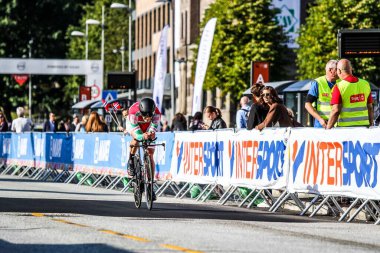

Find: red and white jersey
127;102;161;135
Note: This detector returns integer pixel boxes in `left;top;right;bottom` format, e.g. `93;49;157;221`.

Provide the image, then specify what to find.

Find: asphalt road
0;175;379;253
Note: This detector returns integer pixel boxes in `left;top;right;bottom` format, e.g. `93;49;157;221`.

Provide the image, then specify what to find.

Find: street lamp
28;39;33;119
110;2;133;72
85;19;101;60
70;30;85;58
70;19;100;60
113;39;126;71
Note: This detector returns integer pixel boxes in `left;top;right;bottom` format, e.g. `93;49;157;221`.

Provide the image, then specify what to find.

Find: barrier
1;127;380;224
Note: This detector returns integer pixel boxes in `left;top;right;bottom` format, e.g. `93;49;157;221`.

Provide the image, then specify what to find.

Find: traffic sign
102;90;117;102
105;114;112;123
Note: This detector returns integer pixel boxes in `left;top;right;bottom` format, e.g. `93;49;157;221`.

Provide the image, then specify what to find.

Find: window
163;4;166;25
181;12;184;39
158;7;161;30
149;11;152;45
136;18;139;49
153;9;156;33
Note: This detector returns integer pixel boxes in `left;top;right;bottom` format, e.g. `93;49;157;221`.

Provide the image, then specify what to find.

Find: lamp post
28;39;33;119
70;18;100;61
85;19;101;60
157;0;175;118
111;2;133;100
175;58;187;113
110;2;133;72
113;39;126;71
70;30;85;58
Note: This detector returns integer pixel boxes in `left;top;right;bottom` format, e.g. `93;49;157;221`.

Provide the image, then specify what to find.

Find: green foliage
0;0;90;120
193;0;290;101
297;0;380;83
66;0;132;91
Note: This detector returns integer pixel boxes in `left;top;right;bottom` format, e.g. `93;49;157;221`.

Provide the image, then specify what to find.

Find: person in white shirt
11;107;33;133
236;96;251;129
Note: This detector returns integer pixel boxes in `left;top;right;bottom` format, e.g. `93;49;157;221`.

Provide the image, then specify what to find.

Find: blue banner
0;132;174;179
155;132;174;180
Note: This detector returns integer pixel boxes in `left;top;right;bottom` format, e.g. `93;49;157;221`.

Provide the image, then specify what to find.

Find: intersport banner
192;18;217;114
288;128;380;200
170;130;223;184
218;129;290;188
152;25;169;112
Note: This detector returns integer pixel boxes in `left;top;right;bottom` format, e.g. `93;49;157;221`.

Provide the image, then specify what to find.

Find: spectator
255;86;293;130
118;107;129;134
203;106;227;130
161;118;171;132
327;58;373;128
236;96;251;129
99;114;109;132
86;111;108;132
11;107;33;133
75;115;89;132
305;60;339;128
171;113;187;131
188;111;205;131
57;116;71;132
70;114;79;131
43;112;57;132
0;111;9;132
247;82;268;130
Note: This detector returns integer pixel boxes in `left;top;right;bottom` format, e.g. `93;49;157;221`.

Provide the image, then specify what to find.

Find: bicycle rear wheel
144;155;154;210
133;155;142;208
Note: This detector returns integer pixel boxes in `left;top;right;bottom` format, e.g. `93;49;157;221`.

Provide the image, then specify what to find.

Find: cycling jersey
127;102;161;140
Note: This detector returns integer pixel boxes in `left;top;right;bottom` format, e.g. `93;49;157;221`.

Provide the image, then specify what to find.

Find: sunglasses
261;93;271;97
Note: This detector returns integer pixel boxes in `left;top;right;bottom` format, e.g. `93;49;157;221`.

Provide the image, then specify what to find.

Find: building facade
134;0;228;124
134;0;313;126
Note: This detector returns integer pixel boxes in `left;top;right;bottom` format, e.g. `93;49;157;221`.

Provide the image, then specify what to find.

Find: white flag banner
192;18;217;115
153;25;169;111
272;0;300;48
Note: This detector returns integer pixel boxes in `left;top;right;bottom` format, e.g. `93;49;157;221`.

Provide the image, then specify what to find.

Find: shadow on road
0;239;133;253
0;197;321;223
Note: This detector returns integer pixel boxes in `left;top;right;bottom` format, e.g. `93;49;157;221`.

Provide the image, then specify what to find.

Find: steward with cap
305;60;339;128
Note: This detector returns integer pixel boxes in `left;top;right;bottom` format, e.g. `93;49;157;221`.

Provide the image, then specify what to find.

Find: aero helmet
139;97;156;117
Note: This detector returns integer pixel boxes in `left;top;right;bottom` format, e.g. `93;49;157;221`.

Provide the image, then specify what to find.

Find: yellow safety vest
336;78;371;127
315;76;333;121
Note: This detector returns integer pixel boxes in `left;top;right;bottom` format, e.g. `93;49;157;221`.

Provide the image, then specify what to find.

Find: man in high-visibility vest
326;59;374;129
305;60;338;128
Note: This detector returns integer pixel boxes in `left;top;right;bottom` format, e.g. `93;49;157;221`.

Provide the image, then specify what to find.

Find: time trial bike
130;138;165;210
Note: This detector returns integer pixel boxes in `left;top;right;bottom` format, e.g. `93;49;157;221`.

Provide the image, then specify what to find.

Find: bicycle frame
130;138;165;210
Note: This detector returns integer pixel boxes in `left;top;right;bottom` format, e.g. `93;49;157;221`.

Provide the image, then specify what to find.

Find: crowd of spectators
1;58;375;134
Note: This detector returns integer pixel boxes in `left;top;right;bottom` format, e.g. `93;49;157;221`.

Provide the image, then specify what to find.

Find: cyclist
126;97;161;201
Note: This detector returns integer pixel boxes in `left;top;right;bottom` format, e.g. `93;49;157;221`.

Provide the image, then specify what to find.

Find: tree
297;0;380;84
0;0;90;121
66;0;133;95
193;0;290;102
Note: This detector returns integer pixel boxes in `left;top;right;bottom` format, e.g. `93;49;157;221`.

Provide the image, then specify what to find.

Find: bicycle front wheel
144;155;154;210
133;155;142;208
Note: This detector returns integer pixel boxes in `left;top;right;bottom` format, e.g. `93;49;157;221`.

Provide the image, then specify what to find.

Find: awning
243;80;296;96
72;99;100;109
90;101;104;109
282;79;314;92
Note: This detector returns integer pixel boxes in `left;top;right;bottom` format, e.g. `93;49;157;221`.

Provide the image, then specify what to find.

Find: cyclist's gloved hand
143;131;155;140
149;131;155;140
